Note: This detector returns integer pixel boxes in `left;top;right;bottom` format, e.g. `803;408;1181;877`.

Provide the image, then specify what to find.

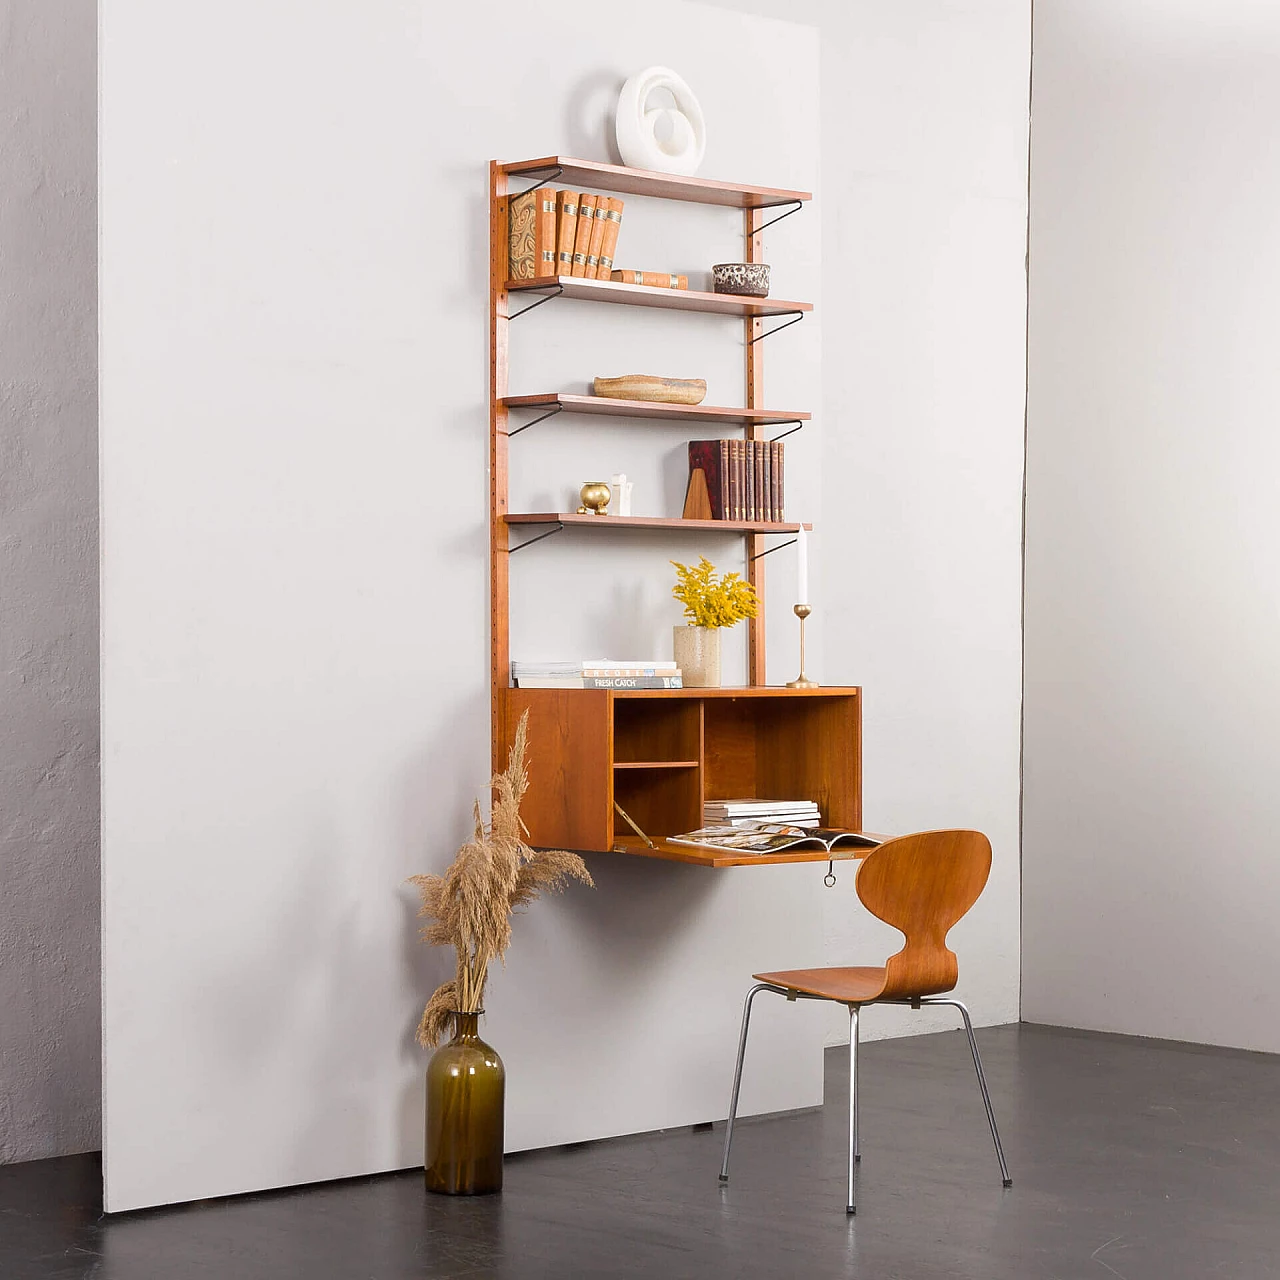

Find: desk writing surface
610;835;888;870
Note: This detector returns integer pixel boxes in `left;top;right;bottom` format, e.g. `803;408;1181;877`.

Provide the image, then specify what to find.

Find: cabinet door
503;689;612;851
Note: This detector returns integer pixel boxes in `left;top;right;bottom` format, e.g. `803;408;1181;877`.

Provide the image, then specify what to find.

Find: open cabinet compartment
501;688;861;860
702;693;861;829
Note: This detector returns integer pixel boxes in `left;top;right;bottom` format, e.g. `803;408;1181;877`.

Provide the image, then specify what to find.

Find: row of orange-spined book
507;188;689;289
686;438;785;523
508;187;623;281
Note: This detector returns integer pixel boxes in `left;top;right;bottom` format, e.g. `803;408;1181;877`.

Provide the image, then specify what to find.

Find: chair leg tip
1003;1178;1013;1188
718;1174;730;1183
855;1154;861;1163
846;1205;856;1216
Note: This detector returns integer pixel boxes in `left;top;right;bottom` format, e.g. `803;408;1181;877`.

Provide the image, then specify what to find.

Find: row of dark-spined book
687;438;785;523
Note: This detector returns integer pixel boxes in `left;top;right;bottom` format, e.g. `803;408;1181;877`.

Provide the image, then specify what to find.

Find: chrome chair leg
924;998;1012;1187
847;1004;860;1214
720;983;777;1183
852;1005;860;1164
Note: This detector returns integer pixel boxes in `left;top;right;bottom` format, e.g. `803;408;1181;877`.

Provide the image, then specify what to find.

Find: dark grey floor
4;1023;1280;1279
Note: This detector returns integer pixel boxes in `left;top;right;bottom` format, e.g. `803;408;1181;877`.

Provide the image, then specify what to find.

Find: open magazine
668;822;889;855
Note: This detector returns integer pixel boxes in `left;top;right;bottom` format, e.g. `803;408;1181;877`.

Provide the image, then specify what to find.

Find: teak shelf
500;155;812;208
489;157;861;867
508;275;813;319
502;393;810;429
506;513;813;535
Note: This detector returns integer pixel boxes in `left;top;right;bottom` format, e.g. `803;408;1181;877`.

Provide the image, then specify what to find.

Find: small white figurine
610;473;634;517
615;67;706;177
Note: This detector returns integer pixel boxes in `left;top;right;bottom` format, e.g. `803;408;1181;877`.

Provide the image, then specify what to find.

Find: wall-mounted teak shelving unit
489;156;862;867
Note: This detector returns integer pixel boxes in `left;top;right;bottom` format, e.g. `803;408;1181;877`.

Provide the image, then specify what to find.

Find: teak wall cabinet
489;157;860;866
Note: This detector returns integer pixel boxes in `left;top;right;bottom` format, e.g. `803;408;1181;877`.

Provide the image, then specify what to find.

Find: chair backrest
855;829;992;1000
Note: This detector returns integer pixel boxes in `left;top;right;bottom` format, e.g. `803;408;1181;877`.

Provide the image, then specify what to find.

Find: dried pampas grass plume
410;711;593;1046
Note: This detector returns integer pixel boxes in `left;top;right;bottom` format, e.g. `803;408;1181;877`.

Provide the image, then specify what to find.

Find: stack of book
703;798;821;827
512;660;682;690
507;188;625;281
684;439;785;522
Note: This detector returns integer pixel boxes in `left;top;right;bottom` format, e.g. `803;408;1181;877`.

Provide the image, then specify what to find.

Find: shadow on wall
565;73;625;164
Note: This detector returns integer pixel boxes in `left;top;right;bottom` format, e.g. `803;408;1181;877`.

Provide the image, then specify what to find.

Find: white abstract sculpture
615;67;706;177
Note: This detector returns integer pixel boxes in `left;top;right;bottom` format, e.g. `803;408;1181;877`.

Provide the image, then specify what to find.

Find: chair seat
753;966;889;1005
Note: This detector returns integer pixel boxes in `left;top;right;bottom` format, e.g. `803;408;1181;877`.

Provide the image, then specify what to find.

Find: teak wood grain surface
499;155;812;208
755;830;993;1000
504;513;812;534
501;393;810;428
495;689;861;859
506;275;813;318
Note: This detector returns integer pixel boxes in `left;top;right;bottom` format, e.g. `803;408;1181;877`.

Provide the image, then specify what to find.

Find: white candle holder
786;604;819;689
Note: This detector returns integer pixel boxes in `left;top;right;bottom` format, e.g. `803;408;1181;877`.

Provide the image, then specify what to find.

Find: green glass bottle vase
425;1011;505;1195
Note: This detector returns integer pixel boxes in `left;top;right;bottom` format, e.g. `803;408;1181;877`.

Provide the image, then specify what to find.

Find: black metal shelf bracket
745;199;804;234
509;283;563;320
506;403;564;438
749;537;798;561
508;521;565;554
767;420;806;443
748;311;805;344
513;165;564;196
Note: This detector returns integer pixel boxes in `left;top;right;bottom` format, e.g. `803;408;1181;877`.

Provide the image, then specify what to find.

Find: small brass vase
577;481;611;515
425;1011;505;1195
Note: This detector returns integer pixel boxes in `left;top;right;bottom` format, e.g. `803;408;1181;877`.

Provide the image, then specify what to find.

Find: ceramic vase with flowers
670;557;760;688
409;711;593;1195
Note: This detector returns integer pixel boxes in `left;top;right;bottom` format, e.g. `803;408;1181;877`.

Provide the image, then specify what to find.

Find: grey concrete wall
0;0;100;1162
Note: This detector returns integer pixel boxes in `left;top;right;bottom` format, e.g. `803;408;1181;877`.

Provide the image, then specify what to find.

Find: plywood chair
719;829;1011;1214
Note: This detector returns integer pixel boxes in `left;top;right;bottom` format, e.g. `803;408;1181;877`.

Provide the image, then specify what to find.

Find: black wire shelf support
507;521;565;554
767;419;806;442
512;165;564;196
749;537;798;561
748;311;805;344
508;283;564;320
745;199;804;234
505;404;564;437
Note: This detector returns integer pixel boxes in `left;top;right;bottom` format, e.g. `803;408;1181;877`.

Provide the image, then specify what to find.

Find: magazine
667;822;889;855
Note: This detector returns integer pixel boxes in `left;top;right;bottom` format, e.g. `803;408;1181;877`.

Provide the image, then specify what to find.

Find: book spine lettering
507;190;536;280
534;187;557;278
775;440;784;521
745;440;755;521
595;198;624;277
737;437;747;522
762;441;772;524
584;195;609;279
584;676;682;689
570;194;597;278
555;191;578;277
719;440;730;521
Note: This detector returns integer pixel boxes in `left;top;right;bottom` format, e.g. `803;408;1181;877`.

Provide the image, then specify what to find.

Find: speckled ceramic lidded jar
711;262;771;297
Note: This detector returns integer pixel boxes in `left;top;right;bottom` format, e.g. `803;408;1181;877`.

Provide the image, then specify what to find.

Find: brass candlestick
786;604;818;689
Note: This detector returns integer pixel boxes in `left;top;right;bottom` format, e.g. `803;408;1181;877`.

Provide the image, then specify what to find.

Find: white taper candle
796;523;809;606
